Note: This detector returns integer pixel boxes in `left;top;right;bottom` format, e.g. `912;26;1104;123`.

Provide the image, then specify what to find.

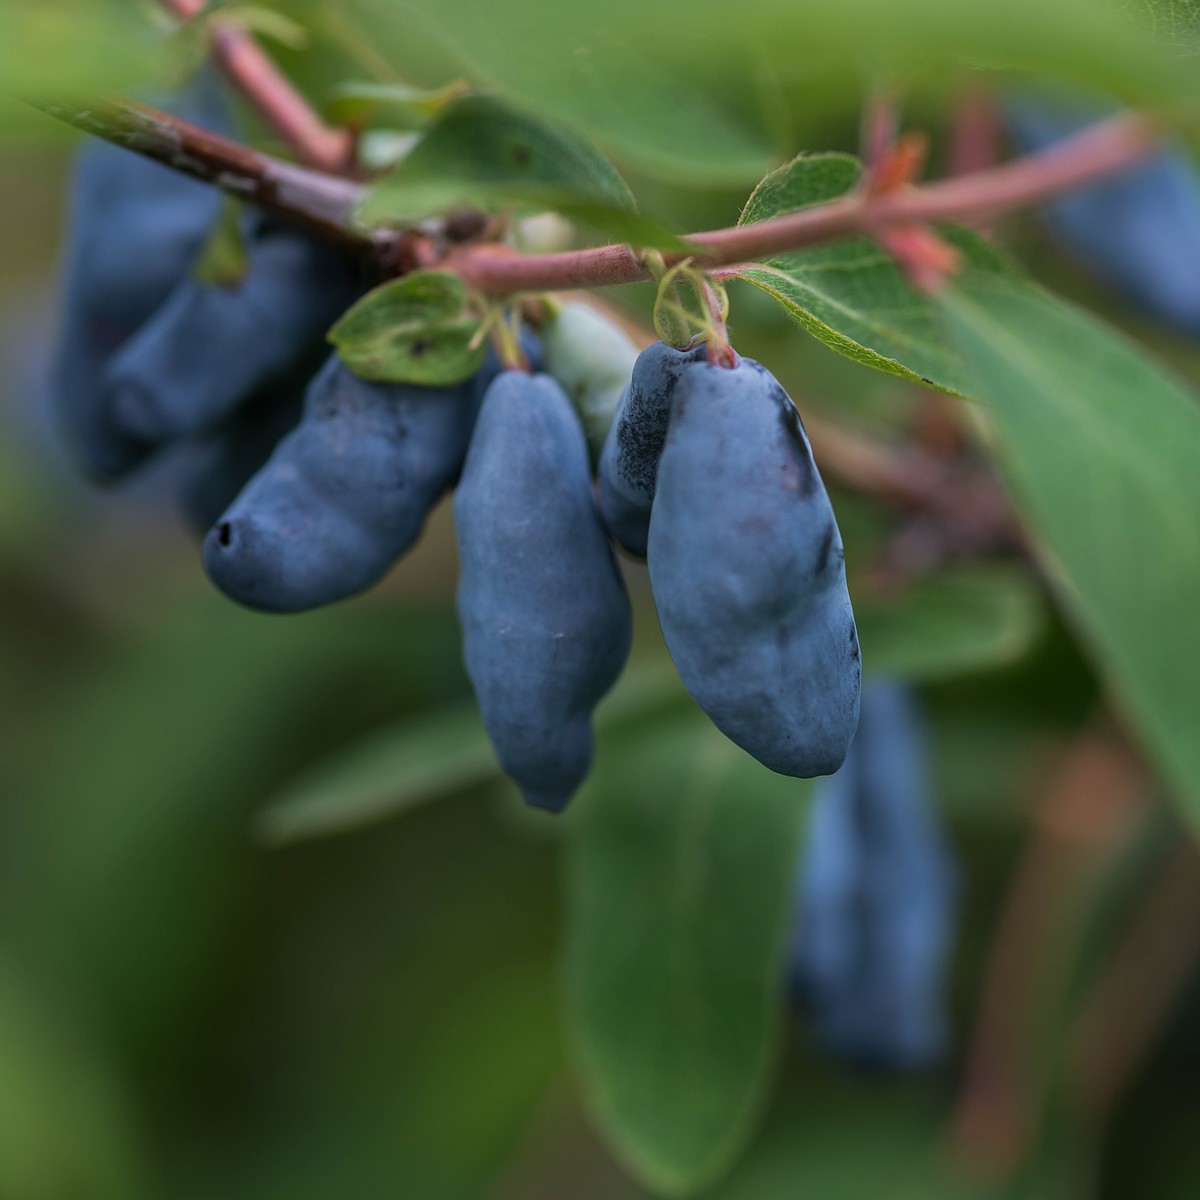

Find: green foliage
328;270;486;385
324;79;469;127
857;564;1045;681
359;92;680;244
191;196;249;287
939;274;1200;826
565;714;811;1195
0;958;149;1200
732;153;1012;395
258;658;686;845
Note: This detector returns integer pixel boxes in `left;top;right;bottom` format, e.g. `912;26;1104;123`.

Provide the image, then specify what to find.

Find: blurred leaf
939;273;1200;827
258;659;687;845
192;196;248;287
857;563;1045;682
348;0;1194;189
350;1;775;185
358;92;682;245
0;955;149;1200
732;154;1012;397
0;3;158;138
328;270;486;385
682;1075;968;1200
258;700;495;845
11;600;462;1049
219;4;310;49
324;79;469;127
566;714;811;1195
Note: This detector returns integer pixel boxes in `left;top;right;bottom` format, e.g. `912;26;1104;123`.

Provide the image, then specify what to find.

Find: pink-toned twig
448;111;1161;294
158;0;354;173
37;95;1162;298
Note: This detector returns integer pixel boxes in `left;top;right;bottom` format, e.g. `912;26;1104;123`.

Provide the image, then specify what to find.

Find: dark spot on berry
216;521;232;548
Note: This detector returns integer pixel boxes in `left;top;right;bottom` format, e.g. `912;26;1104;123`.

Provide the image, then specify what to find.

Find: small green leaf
566;713;810;1195
325;79;470;128
358;93;683;246
191;196;247;288
328;270;486;385
731;153;1013;397
938;273;1200;829
856;563;1045;682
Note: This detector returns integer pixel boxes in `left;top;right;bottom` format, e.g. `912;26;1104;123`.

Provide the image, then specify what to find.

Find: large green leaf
939;273;1200;824
349;0;1191;188
359;92;681;245
565;713;811;1195
856;563;1045;681
732;153;1013;396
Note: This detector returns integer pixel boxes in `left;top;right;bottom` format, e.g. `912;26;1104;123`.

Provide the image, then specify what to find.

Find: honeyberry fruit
647;356;861;777
454;371;632;811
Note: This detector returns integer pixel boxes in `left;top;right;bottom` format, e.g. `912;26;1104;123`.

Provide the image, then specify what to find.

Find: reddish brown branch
949;733;1153;1182
31;95;372;251
450;111;1162;295
1069;839;1200;1126
158;0;354;172
37;95;1162;302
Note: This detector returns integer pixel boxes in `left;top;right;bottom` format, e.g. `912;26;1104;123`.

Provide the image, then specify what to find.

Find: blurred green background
3;2;1200;1197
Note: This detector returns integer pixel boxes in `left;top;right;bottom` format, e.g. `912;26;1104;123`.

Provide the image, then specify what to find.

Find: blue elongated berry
178;379;305;537
1006;95;1200;333
202;351;498;612
454;371;633;811
597;340;707;556
789;681;957;1071
51;75;227;477
103;218;361;445
647;356;860;777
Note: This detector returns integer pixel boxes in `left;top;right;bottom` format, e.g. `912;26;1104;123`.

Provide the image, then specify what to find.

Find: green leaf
0;957;149;1200
257;701;496;845
358;92;682;246
328;270;486;385
856;563;1045;682
732;153;1013;397
938;272;1200;826
214;4;309;49
191;196;248;287
566;713;810;1195
257;659;687;846
324;79;470;128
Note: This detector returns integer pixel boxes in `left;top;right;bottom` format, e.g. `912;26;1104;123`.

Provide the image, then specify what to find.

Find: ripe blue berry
454;371;632;811
52;74;227;477
648;356;860;777
1006;95;1200;333
789;681;957;1071
597;340;707;557
103;219;360;445
203;352;494;612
